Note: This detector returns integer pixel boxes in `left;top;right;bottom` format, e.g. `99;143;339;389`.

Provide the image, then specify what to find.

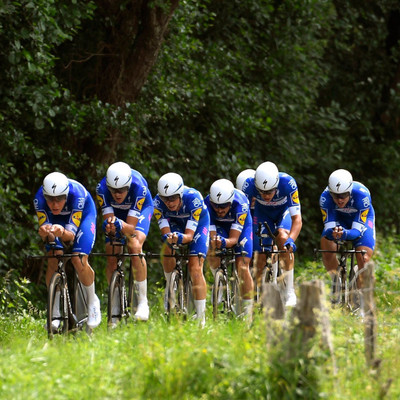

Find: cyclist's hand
165;232;184;245
332;226;344;240
284;237;297;253
50;224;65;238
38;224;52;240
211;235;226;249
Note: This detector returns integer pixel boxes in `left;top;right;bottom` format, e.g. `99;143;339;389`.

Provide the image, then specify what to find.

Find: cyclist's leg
208;226;227;278
353;217;375;288
71;202;101;329
127;206;152;320
275;212;296;306
188;225;209;325
161;242;176;311
235;218;254;318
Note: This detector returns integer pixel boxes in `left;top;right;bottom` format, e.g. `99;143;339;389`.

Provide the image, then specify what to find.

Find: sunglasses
211;202;231;209
108;186;129;194
160;194;180;203
330;192;350;200
44;194;67;202
257;188;276;196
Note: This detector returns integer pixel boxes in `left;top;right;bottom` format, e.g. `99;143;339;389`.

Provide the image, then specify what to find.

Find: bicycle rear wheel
230;271;242;316
213;270;230;319
108;270;126;326
167;270;185;315
47;272;68;339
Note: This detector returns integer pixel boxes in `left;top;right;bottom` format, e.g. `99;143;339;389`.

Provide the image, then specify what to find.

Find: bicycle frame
255;222;287;302
212;248;238;319
91;240;145;326
29;246;88;339
164;244;204;318
315;240;366;310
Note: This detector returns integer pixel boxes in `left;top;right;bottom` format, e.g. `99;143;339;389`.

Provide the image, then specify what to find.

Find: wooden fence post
362;261;377;367
262;282;285;320
290;280;336;373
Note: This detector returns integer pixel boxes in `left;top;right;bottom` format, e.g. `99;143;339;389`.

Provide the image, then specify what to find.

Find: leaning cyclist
153;172;210;327
96;162;154;322
205;179;254;320
319;169;375;297
242;161;302;307
34;172;101;330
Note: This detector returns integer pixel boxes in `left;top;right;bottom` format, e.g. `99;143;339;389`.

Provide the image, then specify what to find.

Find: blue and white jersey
319;181;375;236
204;189;250;233
96;169;153;220
34;179;95;236
242;173;301;221
153;186;209;233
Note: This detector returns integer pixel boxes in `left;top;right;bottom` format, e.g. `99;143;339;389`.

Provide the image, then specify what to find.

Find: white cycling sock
84;282;96;305
194;299;206;318
135;279;148;305
285;269;294;292
164;271;172;288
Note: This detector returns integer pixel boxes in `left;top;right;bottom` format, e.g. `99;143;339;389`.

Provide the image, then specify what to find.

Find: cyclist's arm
288;213;302;242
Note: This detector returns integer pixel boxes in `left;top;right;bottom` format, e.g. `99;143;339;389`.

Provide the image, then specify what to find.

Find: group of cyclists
33;160;375;330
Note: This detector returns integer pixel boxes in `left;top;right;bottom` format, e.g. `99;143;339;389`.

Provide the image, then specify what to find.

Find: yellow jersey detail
71;211;82;227
192;208;202;221
36;211;47;226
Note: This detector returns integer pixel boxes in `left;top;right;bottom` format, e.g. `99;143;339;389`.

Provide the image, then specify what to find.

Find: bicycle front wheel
47;272;68;339
230;271;242;316
108;270;126;326
213;270;230;319
167;270;185;315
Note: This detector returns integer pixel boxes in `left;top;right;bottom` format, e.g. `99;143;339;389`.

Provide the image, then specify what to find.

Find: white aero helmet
210;179;235;204
236;169;255;190
157;172;184;198
254;161;279;191
328;169;353;194
43;172;69;197
106;162;132;189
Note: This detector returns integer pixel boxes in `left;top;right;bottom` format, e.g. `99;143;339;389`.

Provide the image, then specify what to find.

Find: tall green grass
0;235;399;399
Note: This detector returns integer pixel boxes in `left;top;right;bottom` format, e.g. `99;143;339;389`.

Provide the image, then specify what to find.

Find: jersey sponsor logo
291;190;299;204
135;197;145;211
36;211;47;226
237;212;247;226
321;208;327;223
71;211;82;227
77;197;85;210
192;197;201;208
154;208;163;220
96;194;104;208
192;208;202;221
360;209;369;223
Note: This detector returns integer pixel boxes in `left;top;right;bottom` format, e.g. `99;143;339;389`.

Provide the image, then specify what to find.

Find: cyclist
153;172;210;327
236;169;255;192
96;162;154;322
319;169;375;302
205;179;254;320
242;161;302;307
34;172;101;330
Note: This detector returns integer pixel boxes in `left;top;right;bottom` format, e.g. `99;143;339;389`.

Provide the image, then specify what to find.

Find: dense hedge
0;1;399;303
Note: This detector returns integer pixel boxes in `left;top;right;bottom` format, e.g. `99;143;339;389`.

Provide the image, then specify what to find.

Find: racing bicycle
165;244;203;319
92;238;145;328
315;240;366;311
255;222;287;304
29;243;90;339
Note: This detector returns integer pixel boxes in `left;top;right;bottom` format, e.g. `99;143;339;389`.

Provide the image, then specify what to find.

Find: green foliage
0;234;400;398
